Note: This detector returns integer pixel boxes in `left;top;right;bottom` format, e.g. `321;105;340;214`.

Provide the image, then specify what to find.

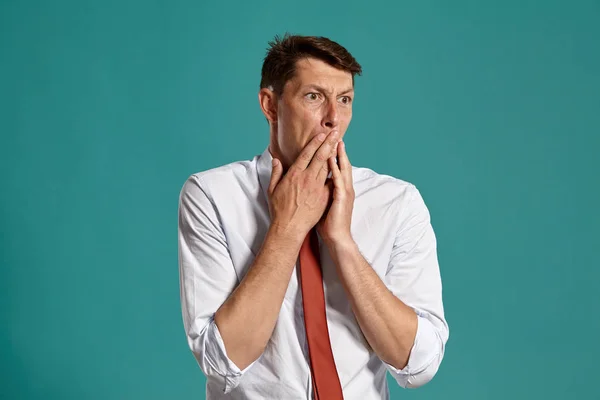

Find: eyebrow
303;84;354;95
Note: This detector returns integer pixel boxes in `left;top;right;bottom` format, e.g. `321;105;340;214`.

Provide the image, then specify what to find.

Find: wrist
323;234;358;256
268;220;307;247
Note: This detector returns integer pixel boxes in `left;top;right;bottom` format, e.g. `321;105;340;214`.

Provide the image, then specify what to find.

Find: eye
305;93;320;101
339;96;352;105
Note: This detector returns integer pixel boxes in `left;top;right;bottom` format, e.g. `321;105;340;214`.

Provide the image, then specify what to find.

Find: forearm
214;225;303;370
327;238;418;370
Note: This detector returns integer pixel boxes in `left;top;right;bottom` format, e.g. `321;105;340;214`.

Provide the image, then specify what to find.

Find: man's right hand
267;130;340;240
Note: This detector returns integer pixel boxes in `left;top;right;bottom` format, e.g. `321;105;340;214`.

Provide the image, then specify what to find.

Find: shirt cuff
204;317;259;393
383;310;444;388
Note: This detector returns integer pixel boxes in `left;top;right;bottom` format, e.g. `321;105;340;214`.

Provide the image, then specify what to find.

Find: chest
221;196;398;298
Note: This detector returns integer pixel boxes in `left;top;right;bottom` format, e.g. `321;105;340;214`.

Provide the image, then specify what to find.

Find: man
178;34;449;399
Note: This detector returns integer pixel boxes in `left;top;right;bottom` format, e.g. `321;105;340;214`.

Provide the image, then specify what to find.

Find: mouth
308;131;341;157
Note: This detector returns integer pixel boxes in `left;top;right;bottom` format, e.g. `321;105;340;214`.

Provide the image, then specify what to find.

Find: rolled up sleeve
383;185;449;388
178;175;259;394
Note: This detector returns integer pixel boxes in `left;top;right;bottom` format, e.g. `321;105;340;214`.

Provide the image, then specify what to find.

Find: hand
268;131;340;240
316;141;354;244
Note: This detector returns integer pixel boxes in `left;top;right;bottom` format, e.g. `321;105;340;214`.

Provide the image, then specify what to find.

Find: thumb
268;158;283;195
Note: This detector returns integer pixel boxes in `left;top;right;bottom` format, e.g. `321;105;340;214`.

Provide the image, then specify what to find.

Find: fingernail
272;159;278;167
317;133;326;141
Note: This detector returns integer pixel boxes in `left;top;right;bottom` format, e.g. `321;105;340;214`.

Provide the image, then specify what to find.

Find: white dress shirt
178;147;449;400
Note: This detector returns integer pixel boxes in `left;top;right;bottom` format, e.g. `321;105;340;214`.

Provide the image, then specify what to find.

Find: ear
258;87;277;124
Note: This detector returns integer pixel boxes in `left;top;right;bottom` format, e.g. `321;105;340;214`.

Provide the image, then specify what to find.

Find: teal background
2;0;599;398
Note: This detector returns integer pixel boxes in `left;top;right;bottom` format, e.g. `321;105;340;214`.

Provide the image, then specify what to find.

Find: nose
322;100;339;130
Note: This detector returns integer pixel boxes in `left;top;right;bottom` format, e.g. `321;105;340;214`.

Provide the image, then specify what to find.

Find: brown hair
260;33;362;96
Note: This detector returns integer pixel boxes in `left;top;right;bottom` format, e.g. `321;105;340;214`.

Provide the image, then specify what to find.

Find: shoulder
352;165;419;199
351;165;431;224
179;156;259;201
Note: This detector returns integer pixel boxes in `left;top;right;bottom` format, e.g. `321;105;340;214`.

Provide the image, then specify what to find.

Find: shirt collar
256;146;273;202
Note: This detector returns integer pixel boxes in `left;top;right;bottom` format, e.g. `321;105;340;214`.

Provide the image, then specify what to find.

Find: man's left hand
316;141;355;245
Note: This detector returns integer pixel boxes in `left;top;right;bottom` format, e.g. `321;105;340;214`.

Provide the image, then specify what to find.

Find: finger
337;141;353;186
316;162;330;183
316;154;333;183
322;180;334;214
268;158;283;195
337;141;350;171
290;133;327;171
328;156;345;190
306;130;340;177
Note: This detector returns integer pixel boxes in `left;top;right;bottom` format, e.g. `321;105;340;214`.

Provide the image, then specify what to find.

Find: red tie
299;229;344;400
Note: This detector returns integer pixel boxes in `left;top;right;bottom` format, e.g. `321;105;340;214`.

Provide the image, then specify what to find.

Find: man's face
274;58;354;168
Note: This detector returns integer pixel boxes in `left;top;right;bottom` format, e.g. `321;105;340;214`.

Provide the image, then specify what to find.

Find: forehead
287;57;353;92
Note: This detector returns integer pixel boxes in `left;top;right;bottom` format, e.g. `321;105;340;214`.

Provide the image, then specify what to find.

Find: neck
268;143;291;173
268;125;292;172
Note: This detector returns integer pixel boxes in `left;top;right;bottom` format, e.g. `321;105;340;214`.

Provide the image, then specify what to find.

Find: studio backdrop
1;0;599;399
